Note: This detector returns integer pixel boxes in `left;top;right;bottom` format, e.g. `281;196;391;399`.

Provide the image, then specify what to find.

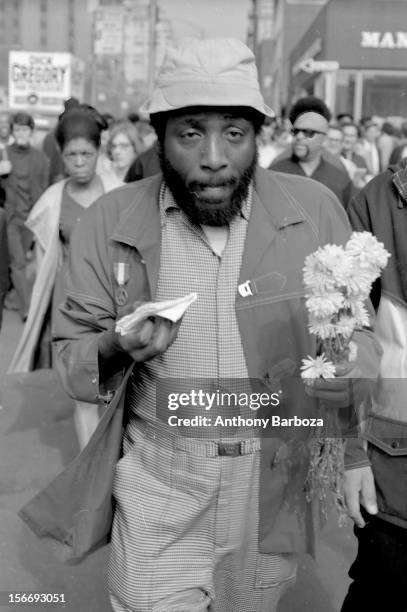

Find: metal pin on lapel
113;262;130;306
238;280;253;297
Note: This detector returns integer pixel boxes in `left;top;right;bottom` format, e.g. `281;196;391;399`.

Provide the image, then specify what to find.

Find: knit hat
140;37;274;118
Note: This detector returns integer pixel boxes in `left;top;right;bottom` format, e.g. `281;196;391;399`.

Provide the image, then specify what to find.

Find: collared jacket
348;159;407;528
50;168;381;556
124;143;160;183
270;155;356;210
8;174;120;374
4;143;49;224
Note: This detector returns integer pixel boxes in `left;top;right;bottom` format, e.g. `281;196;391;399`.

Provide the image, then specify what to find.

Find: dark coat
347;159;407;528
19;169;381;562
0;208;9;329
124;143;160;182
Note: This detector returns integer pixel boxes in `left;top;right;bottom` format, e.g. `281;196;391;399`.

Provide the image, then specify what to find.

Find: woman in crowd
105;120;142;185
8;105;119;449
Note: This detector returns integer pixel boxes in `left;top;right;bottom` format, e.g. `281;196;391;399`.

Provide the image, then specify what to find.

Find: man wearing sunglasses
270;96;355;210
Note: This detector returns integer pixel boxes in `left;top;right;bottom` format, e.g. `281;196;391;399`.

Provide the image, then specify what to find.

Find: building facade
121;0;172;110
247;0;328;116
0;0;92;86
0;0;172;116
289;0;407;120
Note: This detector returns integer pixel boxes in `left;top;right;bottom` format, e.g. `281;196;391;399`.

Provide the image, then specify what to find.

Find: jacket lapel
110;169;307;298
111;176;162;299
239;168;305;283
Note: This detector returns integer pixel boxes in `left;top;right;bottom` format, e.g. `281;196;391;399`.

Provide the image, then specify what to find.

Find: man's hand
116;315;181;362
304;360;357;406
113;301;182;363
344;465;378;527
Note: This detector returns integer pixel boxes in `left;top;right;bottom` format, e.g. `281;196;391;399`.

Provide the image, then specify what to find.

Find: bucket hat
140;37;274;118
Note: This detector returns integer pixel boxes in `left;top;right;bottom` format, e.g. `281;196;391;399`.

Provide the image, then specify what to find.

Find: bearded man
51;39;381;611
271;96;355;210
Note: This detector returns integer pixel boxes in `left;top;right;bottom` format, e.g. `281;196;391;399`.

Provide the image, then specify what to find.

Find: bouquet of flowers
300;231;390;520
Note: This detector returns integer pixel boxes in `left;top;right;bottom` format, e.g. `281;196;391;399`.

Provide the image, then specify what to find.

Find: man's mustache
188;177;238;190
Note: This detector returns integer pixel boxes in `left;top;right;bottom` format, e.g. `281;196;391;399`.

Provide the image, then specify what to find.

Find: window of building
362;72;407;118
336;71;357;118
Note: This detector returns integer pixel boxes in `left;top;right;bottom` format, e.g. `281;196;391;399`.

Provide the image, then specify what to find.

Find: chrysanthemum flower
334;315;356;338
309;316;337;339
306;292;345;318
315;244;348;276
303;253;336;292
300;354;336;380
349;301;370;327
346;231;390;270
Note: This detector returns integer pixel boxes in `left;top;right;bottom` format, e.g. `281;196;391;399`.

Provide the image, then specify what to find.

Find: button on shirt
128;182;253;438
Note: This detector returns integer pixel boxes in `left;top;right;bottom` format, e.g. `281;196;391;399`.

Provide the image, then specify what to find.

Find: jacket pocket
365;415;407;456
262;358;298;391
254;552;296;589
251;271;287;295
236;272;305;310
366;415;407;522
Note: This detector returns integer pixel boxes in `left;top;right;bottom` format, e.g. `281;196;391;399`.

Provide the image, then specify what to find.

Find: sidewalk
0;309;355;611
0;310;111;611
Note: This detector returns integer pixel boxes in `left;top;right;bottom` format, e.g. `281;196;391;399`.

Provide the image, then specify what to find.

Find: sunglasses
291;128;327;138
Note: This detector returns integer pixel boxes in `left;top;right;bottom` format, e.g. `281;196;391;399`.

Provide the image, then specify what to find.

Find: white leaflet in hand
115;292;198;336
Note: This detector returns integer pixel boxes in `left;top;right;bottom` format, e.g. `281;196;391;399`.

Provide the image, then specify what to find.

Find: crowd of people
258;103;407;189
0;36;406;612
0;102;157;326
1;102;158;448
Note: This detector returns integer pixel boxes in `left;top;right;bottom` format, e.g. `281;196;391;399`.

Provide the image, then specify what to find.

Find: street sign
298;59;339;74
8;51;85;113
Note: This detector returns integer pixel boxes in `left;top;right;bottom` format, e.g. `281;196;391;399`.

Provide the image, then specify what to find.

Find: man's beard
292;144;310;161
159;147;257;227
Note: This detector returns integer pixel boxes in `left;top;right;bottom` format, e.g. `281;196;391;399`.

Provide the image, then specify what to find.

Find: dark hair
328;123;343;135
360;116;373;128
64;97;80;111
55;105;108;150
101;112;115;128
381;121;395;136
150;105;265;143
289;96;331;124
11;112;35;130
363;119;378;131
336;112;353;122
127;112;140;125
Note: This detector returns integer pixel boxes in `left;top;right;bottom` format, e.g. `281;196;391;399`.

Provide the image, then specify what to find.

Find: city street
0;309;356;612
